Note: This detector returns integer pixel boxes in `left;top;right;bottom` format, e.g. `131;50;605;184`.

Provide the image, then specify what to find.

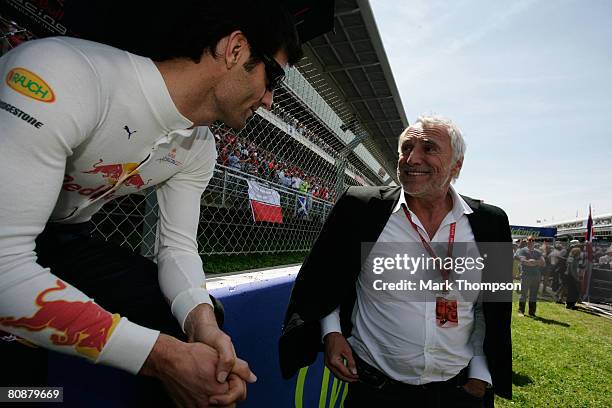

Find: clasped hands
141;304;256;408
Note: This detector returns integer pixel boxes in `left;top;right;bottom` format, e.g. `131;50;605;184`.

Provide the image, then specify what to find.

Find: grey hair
398;114;466;181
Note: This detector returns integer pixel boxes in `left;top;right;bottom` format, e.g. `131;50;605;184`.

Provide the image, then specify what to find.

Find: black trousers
550;263;561;292
1;222;222;406
566;273;581;307
345;355;490;408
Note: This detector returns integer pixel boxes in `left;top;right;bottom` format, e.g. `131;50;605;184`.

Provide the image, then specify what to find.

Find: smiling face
396;123;463;198
214;35;288;130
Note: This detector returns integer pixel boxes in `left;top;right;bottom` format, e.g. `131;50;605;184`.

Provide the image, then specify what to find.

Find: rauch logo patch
5;67;55;103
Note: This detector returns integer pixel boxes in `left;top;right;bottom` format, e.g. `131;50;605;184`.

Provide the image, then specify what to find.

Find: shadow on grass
512;371;533;387
574;307;608;318
529;315;570;327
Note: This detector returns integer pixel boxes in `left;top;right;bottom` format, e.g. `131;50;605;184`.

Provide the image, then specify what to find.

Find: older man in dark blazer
279;115;512;407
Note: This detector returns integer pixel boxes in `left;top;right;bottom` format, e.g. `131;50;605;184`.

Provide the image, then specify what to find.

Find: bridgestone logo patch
0;99;44;128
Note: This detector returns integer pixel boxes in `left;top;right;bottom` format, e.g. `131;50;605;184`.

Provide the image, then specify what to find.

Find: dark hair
153;0;302;66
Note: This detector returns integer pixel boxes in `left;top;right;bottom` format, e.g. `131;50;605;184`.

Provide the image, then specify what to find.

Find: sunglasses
260;53;286;92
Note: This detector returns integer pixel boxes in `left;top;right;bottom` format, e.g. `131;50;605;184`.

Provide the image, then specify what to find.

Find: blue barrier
47;271;347;407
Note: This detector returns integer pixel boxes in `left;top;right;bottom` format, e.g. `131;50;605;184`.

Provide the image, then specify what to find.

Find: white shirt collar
130;54;193;132
392;185;474;218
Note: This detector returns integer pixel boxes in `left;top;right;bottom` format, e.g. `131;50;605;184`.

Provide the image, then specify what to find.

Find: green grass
496;297;612;407
201;251;308;274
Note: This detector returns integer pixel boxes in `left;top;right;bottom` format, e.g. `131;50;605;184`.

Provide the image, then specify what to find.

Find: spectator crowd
513;237;612;315
214;129;337;202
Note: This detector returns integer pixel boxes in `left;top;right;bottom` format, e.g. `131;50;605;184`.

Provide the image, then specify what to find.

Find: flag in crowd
247;180;283;224
296;195;309;219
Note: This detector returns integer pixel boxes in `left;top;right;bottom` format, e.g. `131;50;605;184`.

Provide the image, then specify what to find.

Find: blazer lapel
362;186;402;243
462;195;491;242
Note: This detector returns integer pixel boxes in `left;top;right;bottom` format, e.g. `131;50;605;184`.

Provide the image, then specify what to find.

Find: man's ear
223;30;248;69
452;157;463;176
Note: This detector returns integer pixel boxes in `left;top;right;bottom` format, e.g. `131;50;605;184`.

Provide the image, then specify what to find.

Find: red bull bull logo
82;159;151;190
0;280;120;359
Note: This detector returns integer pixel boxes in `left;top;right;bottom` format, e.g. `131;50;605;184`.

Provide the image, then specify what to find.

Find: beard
398;165;454;198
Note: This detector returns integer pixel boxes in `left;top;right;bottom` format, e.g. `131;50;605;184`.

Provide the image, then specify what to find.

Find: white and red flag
247;180;283;223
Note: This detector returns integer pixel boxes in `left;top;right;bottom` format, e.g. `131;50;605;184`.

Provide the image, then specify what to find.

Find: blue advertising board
510;225;557;238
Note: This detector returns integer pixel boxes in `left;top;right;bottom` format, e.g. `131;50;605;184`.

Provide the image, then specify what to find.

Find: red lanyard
401;204;456;281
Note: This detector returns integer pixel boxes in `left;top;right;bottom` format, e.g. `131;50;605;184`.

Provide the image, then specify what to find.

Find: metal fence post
335;130;369;199
140;189;158;259
221;168;227;207
335;156;347;198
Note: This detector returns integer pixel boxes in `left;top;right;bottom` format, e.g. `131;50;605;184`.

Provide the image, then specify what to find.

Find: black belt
354;353;467;391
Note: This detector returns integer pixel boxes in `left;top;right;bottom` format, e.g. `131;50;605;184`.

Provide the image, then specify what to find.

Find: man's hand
209;373;247;407
185;304;256;384
323;332;359;383
462;378;487;398
140;334;256;408
140;334;228;407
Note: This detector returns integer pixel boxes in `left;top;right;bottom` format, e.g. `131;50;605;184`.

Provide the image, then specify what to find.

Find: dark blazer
279;185;513;400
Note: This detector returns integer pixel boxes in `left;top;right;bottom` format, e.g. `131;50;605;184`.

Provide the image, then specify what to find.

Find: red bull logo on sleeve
0;280;121;360
6;67;55;103
83;159;151;190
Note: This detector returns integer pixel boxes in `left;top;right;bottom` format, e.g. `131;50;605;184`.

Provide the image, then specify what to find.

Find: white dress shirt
321;186;491;385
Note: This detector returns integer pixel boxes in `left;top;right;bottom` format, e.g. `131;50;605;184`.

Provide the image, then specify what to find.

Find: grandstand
541;213;612;242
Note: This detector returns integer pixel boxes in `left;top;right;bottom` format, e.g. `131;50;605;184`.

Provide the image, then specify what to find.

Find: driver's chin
225;113;249;131
404;189;428;198
401;180;430;197
227;120;246;131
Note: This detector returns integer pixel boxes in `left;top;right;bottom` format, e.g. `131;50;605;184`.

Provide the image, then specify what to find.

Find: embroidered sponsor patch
158;148;183;166
0;99;44;128
5;67;55;103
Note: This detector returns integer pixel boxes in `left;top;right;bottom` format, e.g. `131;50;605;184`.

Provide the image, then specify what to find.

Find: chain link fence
90;92;369;257
1;17;391;258
85;46;394;258
88;57;386;257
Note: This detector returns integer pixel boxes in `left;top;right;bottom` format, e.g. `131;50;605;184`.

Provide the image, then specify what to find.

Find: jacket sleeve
482;206;513;399
279;187;360;379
